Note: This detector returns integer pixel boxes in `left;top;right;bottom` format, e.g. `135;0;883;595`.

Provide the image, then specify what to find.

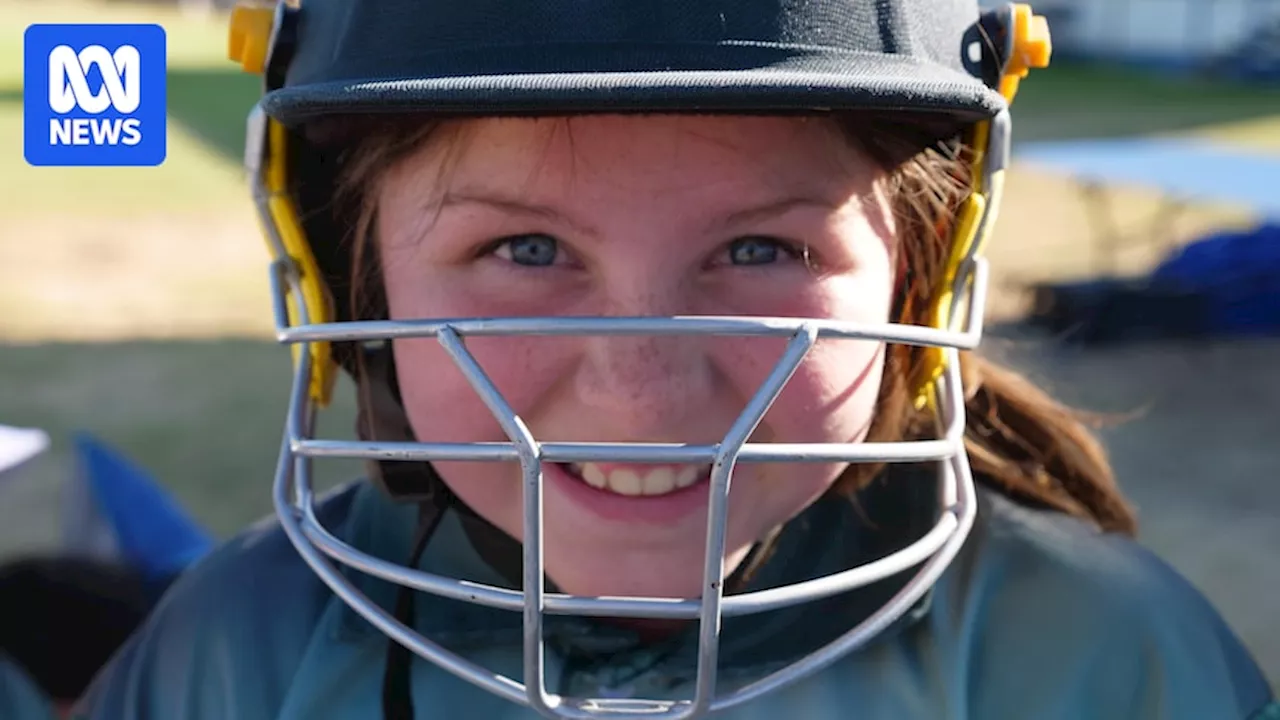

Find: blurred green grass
1011;61;1280;147
0;340;363;550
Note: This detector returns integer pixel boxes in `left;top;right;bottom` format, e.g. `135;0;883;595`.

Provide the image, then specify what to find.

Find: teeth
674;465;700;490
610;469;644;495
568;463;707;496
581;462;607;489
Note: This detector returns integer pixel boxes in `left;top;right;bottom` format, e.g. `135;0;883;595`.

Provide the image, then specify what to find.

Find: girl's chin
545;567;713;604
540;533;758;603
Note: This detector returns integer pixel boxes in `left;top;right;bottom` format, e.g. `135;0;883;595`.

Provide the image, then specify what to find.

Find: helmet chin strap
351;343;483;720
381;493;450;720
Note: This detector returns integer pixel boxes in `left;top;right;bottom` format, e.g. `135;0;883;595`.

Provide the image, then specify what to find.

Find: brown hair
319;112;1138;537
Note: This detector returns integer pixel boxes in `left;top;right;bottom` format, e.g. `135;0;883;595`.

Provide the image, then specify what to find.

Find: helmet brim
262;46;1006;126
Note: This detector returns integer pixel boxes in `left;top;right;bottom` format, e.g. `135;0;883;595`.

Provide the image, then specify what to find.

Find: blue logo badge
24;24;167;167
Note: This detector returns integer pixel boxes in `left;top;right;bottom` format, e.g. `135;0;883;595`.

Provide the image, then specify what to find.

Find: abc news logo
48;44;144;147
24;24;166;167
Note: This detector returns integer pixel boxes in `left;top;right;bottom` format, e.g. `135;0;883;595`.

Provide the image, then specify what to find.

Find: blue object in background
1152;223;1280;337
1023;223;1280;345
66;433;214;596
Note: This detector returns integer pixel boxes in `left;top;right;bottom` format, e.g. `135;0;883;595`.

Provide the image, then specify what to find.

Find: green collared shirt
75;470;1276;719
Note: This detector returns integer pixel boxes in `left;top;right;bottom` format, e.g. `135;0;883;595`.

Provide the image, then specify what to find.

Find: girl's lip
545;462;712;526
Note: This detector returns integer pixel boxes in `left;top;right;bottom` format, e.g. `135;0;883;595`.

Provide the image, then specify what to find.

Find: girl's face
376;115;898;599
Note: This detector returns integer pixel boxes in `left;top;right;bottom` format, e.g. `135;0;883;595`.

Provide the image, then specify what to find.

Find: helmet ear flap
290;128;370;370
293;115;422;378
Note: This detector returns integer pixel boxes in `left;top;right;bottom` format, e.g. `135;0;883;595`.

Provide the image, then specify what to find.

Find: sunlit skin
374;115;899;602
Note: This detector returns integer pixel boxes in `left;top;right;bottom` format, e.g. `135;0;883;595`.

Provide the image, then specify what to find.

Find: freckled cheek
392;335;581;443
391;335;576;537
711;336;885;444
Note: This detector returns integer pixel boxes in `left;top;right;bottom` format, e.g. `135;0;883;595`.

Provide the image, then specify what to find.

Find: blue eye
495;234;559;266
728;237;788;266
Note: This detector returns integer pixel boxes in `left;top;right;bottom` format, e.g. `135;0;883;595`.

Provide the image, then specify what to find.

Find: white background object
0;425;50;480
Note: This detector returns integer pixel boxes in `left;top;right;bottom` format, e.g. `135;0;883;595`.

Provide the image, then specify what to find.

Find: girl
78;0;1275;718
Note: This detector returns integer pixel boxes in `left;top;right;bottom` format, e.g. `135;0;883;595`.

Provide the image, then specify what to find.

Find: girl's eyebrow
436;188;843;240
717;195;844;231
438;190;601;240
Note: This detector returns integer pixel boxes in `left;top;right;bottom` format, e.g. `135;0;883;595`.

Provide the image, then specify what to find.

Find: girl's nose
570;277;719;439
